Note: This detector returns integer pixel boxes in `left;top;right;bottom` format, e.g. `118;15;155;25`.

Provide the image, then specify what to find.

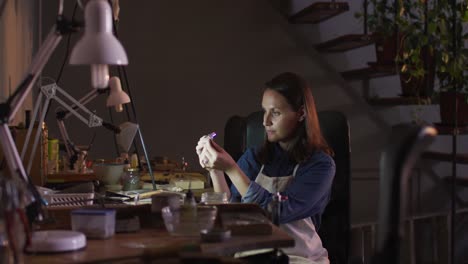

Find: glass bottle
179;188;198;228
41;122;48;179
121;167;140;191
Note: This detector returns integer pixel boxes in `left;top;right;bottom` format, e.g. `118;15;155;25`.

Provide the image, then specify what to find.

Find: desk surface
25;225;293;263
46;171;207;184
26;204;293;263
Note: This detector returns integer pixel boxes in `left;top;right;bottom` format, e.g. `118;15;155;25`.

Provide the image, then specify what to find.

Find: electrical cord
450;1;457;263
55;3;78;85
107;102;120;156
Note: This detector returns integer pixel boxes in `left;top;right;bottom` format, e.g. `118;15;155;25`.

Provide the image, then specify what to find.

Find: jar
121;168;140;191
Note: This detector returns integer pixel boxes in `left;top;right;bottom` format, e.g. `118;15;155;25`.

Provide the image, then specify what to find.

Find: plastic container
151;193;181;212
71;209;116;239
200;192;228;204
93;163;126;185
161;205;217;236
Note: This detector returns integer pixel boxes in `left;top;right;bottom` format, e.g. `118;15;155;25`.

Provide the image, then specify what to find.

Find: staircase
274;1;462;264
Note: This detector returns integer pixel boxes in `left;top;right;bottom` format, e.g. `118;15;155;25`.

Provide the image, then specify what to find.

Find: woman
196;72;335;264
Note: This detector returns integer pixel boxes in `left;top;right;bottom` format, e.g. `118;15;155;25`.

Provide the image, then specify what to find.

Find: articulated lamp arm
0;13;80;224
21;83;119;174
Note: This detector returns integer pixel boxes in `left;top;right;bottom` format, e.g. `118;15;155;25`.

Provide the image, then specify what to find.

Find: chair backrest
372;124;436;264
224;110;351;264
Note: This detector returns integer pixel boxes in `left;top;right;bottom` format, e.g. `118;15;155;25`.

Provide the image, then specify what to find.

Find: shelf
422;151;468;164
433;123;468;135
315;34;374;53
341;63;396;80
367;97;433;106
47;173;97;183
289;2;349;24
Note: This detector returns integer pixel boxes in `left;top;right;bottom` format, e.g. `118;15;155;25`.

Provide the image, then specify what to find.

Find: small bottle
180;188;197;223
121;167;140;191
48;138;60;174
124;159;130;171
184;189;196;208
41;122;48;178
130;153;139;168
121;152;130;170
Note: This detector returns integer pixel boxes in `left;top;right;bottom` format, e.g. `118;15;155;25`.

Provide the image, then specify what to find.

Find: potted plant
394;0;437;97
432;0;468;125
355;0;400;65
355;0;434;98
397;0;468;124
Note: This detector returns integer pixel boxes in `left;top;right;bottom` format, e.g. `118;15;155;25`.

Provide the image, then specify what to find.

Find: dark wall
40;0;350;167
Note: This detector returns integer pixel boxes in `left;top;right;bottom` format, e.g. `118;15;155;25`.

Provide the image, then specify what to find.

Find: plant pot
373;33;400;65
398;48;435;97
439;91;468;125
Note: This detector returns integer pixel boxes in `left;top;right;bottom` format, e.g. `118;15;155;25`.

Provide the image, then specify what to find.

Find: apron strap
292;164;300;178
259;164;265;175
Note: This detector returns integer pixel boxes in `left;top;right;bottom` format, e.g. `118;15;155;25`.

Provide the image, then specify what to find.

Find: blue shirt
230;143;335;228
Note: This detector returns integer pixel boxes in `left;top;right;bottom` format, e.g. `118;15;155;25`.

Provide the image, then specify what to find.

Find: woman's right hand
199;139;237;173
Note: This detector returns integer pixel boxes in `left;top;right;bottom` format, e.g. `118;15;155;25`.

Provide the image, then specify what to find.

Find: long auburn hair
258;72;333;164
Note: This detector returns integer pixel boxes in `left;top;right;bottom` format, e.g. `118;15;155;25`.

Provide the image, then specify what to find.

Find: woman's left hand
200;139;237;172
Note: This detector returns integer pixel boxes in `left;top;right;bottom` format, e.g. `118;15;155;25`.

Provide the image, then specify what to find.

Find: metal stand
115;122;155;190
0;15;78;222
136;127;155;190
21;83;105;172
21;82;156;189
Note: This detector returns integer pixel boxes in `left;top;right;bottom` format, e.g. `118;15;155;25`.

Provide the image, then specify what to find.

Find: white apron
255;164;329;264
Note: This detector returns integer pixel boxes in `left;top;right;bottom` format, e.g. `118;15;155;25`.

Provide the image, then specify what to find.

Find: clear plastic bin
71;209;116;239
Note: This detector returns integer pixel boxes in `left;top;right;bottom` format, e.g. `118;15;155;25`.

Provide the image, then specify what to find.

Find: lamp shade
107;76;130;107
69;0;128;65
116;122;139;152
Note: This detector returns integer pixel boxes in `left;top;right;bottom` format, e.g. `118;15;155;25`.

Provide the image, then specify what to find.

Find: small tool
207;132;217;139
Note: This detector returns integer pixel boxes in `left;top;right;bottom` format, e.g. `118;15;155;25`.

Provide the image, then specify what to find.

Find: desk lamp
53;76;129;165
116;122;156;190
21;79;128;173
107;76;130;112
0;0;127;256
69;0;128;88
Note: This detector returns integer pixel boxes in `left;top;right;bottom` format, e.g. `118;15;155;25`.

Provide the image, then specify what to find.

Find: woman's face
261;89;302;149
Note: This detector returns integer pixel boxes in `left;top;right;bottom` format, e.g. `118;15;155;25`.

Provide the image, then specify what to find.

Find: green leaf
442;53;449;64
401;64;408;73
428;23;437;34
463;9;468;22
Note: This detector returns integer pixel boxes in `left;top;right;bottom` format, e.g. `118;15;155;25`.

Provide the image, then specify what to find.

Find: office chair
224;110;351;264
372;124;436;264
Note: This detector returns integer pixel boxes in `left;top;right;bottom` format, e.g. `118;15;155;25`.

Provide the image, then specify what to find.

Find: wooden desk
46;171;207;186
25;204;294;263
25;225;293;263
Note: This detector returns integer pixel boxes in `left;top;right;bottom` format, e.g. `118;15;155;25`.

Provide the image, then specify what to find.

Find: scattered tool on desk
105;189;184;204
